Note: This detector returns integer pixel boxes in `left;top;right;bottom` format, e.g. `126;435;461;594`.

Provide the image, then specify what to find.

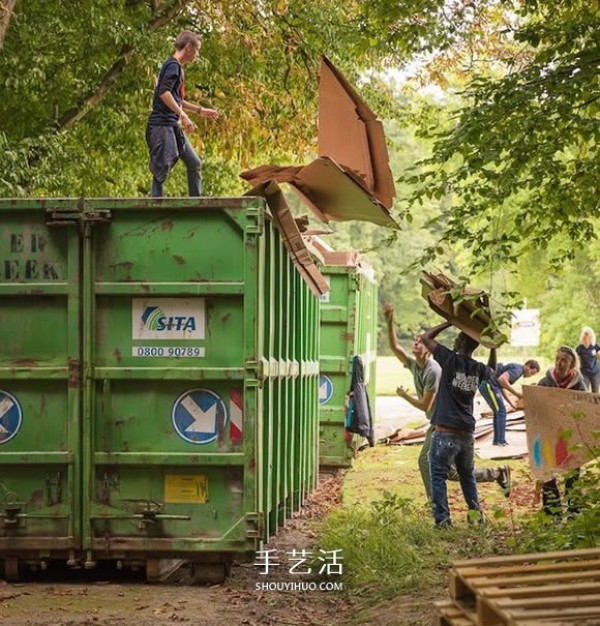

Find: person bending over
479;359;540;446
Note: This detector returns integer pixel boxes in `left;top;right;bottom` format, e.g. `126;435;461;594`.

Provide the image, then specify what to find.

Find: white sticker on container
132;298;205;340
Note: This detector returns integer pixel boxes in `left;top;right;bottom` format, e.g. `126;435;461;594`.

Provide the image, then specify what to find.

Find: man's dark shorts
146;124;185;183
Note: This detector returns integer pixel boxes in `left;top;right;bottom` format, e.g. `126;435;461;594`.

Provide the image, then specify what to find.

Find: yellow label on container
164;474;208;503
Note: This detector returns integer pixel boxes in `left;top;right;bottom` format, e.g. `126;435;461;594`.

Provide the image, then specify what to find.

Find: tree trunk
0;0;17;49
57;0;188;132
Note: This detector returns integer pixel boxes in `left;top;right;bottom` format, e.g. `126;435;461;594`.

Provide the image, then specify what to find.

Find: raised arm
488;348;497;371
383;304;410;366
420;320;452;353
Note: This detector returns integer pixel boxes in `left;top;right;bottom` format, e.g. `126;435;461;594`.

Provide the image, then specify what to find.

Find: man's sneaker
496;465;512;497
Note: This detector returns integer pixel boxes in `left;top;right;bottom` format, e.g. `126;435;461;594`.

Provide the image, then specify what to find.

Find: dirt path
0;474;351;626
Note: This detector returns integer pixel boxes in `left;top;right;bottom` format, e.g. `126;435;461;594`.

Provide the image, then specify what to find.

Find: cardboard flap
240;57;398;228
306;235;361;267
245;181;330;298
319;56;396;208
241;157;399;228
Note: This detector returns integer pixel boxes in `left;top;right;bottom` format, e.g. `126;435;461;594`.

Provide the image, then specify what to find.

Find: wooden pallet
434;600;476;626
434;547;600;626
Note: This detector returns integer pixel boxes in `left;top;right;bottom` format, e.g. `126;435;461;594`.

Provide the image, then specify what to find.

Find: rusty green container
0;197;320;582
0;199;82;582
318;262;377;467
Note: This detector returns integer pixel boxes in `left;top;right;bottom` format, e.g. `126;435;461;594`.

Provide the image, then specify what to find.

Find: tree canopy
2;0;599;352
402;0;600;273
0;0;404;197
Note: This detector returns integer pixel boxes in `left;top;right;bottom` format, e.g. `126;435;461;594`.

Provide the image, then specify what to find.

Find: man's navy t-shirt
148;57;183;126
491;363;524;390
431;343;493;432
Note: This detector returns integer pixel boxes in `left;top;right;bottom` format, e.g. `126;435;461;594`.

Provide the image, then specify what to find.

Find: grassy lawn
342;440;535;522
321;439;540;625
321;352;550;625
319;353;598;625
375;356;415;396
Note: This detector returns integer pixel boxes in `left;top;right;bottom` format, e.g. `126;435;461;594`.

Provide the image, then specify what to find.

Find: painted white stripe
319;382;328;401
0;396;14;434
181;395;216;433
230;399;242;432
0;397;14;420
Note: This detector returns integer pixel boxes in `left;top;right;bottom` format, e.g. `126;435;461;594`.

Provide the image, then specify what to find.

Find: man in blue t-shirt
479;359;540;446
420;322;495;527
384;305;511;500
146;31;219;197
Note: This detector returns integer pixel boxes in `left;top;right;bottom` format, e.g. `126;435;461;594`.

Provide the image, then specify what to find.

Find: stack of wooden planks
434;547;600;625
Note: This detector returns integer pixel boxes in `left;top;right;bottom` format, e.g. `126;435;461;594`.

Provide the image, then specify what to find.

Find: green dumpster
0;197;322;582
316;247;377;468
0;200;82;581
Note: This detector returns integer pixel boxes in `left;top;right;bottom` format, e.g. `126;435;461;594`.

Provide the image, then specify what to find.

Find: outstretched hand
396;386;407;398
199;106;219;121
383;304;395;325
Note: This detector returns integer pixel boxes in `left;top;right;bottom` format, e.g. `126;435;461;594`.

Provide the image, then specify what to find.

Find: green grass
375;356;415;395
320;440;538;613
322;353;597;624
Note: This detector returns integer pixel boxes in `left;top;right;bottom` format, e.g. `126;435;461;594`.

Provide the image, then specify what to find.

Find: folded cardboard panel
240;56;398;229
319;56;396;208
247;181;329;298
242;157;398;228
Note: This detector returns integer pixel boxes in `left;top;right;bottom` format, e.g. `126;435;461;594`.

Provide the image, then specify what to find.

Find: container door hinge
45;208;112;226
245;207;264;235
245;512;261;538
246;359;265;387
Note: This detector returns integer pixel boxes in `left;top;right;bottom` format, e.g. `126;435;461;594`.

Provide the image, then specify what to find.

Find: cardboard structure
249;181;329;298
420;271;507;349
241;157;398;228
523;385;600;480
317;56;395;209
241;56;398;229
304;235;360;267
384;411;528;460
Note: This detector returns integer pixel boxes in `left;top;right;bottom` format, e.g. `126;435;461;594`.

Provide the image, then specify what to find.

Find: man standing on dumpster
420;322;495;527
146;30;219;197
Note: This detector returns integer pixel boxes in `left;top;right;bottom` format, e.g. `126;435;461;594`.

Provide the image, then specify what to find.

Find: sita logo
141;306;197;332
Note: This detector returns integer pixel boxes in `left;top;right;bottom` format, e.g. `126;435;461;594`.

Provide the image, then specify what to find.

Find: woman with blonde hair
576;326;600;392
537;346;587;516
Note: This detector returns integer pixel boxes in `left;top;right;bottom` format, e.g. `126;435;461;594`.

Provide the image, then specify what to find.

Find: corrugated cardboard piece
318;56;395;209
523;385;599;480
240;56;398;229
305;235;360;267
247;181;329;298
241;157;397;228
421;271;507;348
